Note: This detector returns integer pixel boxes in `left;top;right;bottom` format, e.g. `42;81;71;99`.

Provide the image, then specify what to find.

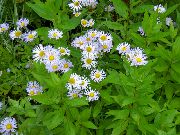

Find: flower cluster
81;19;95;27
154;4;166;13
66;73;100;102
116;42;148;66
32;44;72;73
0;23;9;33
26;81;43;96
48;29;63;40
71;29;113;70
0;117;17;135
68;0;98;17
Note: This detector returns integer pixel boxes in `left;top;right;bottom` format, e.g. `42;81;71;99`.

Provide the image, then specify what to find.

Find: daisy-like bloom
138;27;146;36
87;29;99;39
105;5;114;12
67;89;83;99
130;53;148;66
23;31;37;42
82;43;96;54
0;117;17;134
79;76;90;90
58;47;70;56
166;17;173;26
16;18;29;28
26;81;43;96
84;88;99;102
66;73;81;89
90;69;106;82
83;34;93;44
48;29;63;40
81;19;88;27
32;44;46;63
154;4;166;13
81;55;97;69
43;47;60;65
0;102;2;110
73;12;81;17
88;19;95;27
99;31;112;43
60;59;73;73
116;42;131;55
81;0;98;8
0;23;9;33
101;41;113;53
68;0;82;12
71;36;86;49
45;60;62;72
9;29;22;40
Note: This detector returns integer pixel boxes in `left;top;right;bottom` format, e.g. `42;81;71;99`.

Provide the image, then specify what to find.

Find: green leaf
106;109;129;121
102;21;124;31
132;5;154;13
81;121;97;129
93;102;102;118
111;120;128;135
172;36;180;60
162;4;179;18
80;108;91;121
112;0;129;19
65;97;88;107
43;109;64;130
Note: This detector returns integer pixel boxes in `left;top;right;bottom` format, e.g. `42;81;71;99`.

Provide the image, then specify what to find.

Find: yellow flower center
74;1;79;6
52;65;58;70
64;63;69;68
103;44;108;49
86;58;92;64
21;22;25;27
39;51;45;57
15;31;22;37
95;73;101;78
100;35;107;41
49;55;55;61
29;91;35;96
136;57;142;63
89;92;94;97
86;46;92;52
6;123;12;129
72;93;78;98
86;37;91;41
75;12;80;17
28;34;34;39
53;32;58;37
78;41;84;46
60;48;65;53
80;81;85;86
121;46;127;51
81;20;87;26
69;78;75;84
1;27;6;31
91;33;96;37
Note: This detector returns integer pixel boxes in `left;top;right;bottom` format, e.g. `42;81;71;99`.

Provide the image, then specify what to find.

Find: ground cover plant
0;0;180;134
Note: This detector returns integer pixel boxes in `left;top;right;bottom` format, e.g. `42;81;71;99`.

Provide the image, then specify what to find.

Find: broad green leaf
81;121;97;129
106;109;129;120
80;108;91;121
93;101;102;118
132;5;154;13
162;4;179;18
111;120;128;135
65;97;88;107
102;21;124;31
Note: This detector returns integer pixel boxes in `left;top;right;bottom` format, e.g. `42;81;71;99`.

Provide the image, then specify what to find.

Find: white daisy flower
67;89;83;99
130;53;148;66
90;69;106;82
81;56;97;69
0;102;3;110
81;0;98;8
66;73;81;89
116;42;131;55
45;60;62;72
71;36;86;49
138;27;146;36
81;19;88;27
105;5;114;12
32;44;46;63
68;0;82;12
82;43;96;54
166;17;173;26
79;76;90;90
0;117;17;134
16;18;29;28
99;32;112;43
84;88;99;102
0;23;9;33
73;12;81;17
58;47;70;56
101;41;113;53
60;59;73;73
88;19;95;27
48;29;63;40
23;31;37;42
9;29;22;40
87;29;99;39
83;34;93;44
154;4;166;13
26;81;43;96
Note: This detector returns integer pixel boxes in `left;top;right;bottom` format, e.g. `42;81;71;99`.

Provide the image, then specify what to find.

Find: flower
166;17;173;26
88;19;95;27
73;12;81;17
60;59;73;73
67;89;83;99
99;31;112;43
154;4;166;13
48;29;63;40
58;47;70;56
16;18;29;28
71;36;86;49
23;31;37;42
0;117;17;134
105;5;114;12
9;29;22;40
81;19;88;27
45;60;62;72
130;53;148;66
116;42;131;55
101;41;113;53
90;69;106;82
84;88;99;102
26;81;43;96
138;27;146;36
0;23;9;33
81;55;97;69
32;44;46;63
66;73;81;89
79;76;90;90
68;0;82;12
